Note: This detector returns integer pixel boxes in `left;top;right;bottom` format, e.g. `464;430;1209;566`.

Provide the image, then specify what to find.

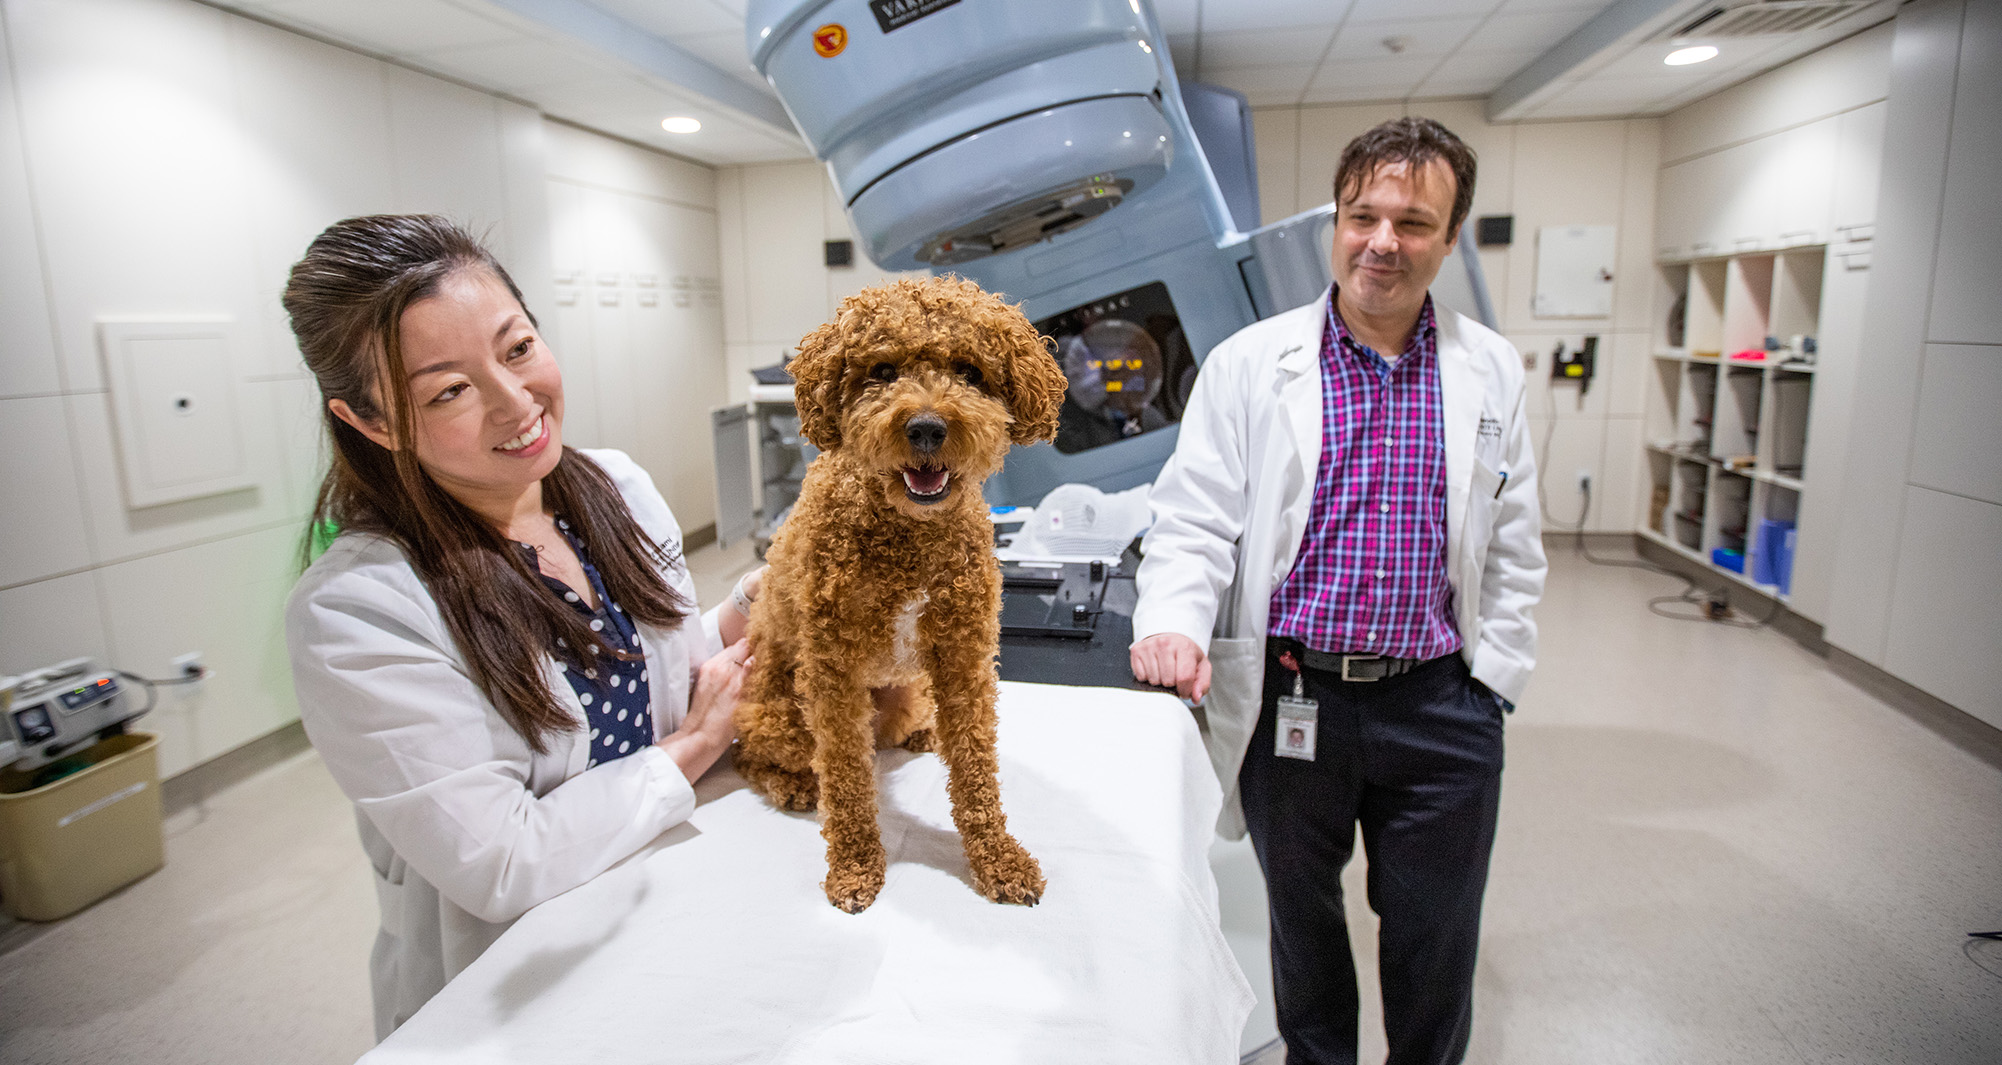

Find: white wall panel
386;66;508;254
0;7;60;398
0;571;111;676
544;179;602;447
1598;417;1645;533
1908;343;2002;506
97;524;300;777
1881;486;2002;731
1789;240;1873;624
543;119;715;208
9;0;262;393
1825;0;1966;662
1615;120;1661;331
715;167;750;349
1250;107;1299;224
226;15;395;379
1923;0;2002;346
271;375;325;521
625;196;725;530
738;161;836;352
1528;416;1602;531
0;395;93;586
1503;121;1628;334
64;387;291;566
1829;101;1887;234
498;102;556;341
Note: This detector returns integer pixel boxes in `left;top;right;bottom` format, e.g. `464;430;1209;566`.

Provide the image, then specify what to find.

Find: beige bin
0;732;165;921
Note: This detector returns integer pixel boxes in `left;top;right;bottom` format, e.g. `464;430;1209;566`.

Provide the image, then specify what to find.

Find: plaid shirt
1267;291;1462;660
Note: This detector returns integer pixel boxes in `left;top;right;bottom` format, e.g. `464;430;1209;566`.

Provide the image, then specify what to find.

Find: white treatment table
359;681;1253;1064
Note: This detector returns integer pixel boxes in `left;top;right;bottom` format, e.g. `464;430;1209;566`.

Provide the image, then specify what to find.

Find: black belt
1273;639;1426;682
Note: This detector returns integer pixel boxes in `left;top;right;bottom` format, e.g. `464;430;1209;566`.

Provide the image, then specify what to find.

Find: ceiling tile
1330;16;1482;60
674;30;761;80
1197;27;1337;69
1427;50;1543;82
260;0;518;55
1307;52;1443;92
1202;63;1323;95
1200;0;1361;33
1458;8;1608;54
1347;0;1503;21
416;39;615;93
1496;0;1612;11
587;0;743;38
1411;76;1512;98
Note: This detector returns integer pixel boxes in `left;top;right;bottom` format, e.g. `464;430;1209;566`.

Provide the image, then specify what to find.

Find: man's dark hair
1333;117;1477;238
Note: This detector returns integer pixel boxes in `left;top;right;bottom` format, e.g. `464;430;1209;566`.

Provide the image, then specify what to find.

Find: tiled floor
2;542;1997;1064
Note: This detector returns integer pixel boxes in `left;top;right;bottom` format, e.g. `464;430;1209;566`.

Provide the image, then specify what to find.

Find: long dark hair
284;215;689;753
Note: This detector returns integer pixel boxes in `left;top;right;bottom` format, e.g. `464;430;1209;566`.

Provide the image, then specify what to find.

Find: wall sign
870;0;962;33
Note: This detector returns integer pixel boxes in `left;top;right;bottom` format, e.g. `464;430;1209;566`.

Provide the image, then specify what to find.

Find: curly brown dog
734;275;1067;913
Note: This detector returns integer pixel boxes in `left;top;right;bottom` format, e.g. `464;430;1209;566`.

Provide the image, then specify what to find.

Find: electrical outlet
172;651;205;679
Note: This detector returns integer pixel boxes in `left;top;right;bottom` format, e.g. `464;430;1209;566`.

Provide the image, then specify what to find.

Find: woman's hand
657;638;752;781
718;565;770;645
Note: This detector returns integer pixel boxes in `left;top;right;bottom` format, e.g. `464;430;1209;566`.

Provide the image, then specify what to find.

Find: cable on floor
1966;933;2002;982
1562;481;1784;629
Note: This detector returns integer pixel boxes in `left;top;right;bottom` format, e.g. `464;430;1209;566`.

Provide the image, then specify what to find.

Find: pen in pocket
1495;471;1508;499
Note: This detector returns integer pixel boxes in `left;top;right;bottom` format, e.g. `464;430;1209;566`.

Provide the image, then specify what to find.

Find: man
1130;117;1545;1065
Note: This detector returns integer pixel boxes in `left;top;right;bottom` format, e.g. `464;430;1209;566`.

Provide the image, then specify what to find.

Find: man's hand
1130;633;1212;702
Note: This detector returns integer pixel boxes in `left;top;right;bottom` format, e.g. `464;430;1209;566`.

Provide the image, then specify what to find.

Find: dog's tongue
902;466;949;496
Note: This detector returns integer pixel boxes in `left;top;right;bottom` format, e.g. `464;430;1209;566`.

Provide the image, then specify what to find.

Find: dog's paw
741;760;819;812
899;728;935;754
971;838;1045;907
823;862;885;913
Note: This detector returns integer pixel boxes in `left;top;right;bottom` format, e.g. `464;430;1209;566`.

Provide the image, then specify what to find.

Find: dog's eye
954;362;984;388
869;362;897;383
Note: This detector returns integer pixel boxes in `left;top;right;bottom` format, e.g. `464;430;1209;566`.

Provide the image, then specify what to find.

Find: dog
734;275;1067;913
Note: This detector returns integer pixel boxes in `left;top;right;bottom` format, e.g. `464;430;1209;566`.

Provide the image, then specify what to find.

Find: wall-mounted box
96;317;252;509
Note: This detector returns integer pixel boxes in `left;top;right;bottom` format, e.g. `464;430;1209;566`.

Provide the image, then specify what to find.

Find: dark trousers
1238;646;1505;1065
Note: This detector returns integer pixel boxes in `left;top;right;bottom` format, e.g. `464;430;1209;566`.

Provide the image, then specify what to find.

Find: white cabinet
1656;113;1856;259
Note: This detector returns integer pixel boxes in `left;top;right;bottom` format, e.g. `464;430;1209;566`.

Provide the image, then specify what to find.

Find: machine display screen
1035;281;1196;455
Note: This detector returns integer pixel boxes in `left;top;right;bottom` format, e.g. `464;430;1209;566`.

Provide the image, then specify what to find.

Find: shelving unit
1642;247;1823;598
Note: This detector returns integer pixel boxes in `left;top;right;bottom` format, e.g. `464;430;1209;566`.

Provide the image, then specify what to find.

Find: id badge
1275;669;1318;761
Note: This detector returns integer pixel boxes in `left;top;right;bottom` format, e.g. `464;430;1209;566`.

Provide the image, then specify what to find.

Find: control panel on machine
3;659;148;771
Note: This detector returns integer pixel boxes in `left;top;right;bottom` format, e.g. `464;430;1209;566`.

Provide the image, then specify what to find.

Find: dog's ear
788;320;844;450
1003;327;1069;445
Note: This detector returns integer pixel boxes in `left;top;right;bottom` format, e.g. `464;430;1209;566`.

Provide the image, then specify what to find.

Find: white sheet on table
359;681;1253;1065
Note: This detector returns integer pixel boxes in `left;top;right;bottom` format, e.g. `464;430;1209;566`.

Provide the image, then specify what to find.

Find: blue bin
1753;519;1795;593
1711;546;1744;573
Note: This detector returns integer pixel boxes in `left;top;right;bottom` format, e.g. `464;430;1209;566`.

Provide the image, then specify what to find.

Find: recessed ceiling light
661;116;701;134
1664;45;1719;66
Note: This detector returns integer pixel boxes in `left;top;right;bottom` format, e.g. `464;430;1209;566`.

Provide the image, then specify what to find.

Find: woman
282;215;761;1039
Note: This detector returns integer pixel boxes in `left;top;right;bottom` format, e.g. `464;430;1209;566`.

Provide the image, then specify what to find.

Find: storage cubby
1638;246;1827;600
1671;459;1708;551
1770;250;1823;344
1721;255;1774;356
1713;367;1763;465
1686;259;1727;358
1765;370;1812;478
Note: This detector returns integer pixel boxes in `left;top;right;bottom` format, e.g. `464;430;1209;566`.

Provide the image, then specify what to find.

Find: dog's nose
905;413;947;454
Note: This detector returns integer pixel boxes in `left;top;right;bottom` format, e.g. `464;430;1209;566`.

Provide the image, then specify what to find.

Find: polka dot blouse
525;518;653;769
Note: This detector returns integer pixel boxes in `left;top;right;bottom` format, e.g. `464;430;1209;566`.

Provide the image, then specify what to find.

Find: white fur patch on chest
888;593;930;674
